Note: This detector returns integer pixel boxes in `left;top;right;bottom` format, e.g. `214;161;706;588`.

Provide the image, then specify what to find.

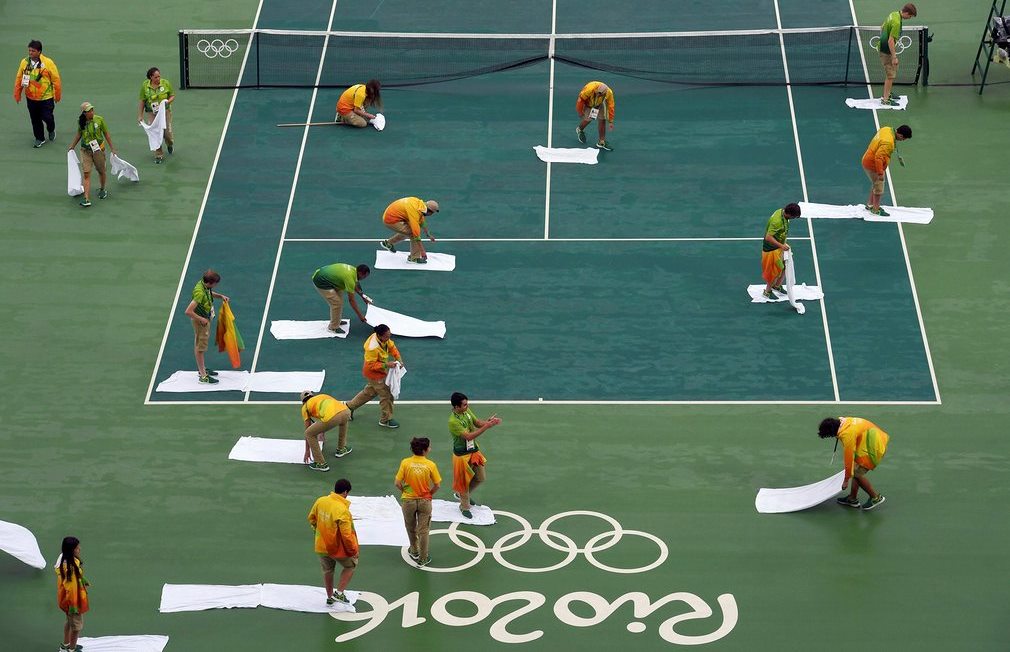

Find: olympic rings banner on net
196;39;241;59
868;34;913;55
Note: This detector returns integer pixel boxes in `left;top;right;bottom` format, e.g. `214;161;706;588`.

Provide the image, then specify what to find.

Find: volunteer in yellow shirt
13;39;61;147
335;79;381;128
379;196;439;264
346;325;403;428
308;478;359;605
575;81;615;151
861;124;912;216
394;437;442;567
301;391;353;471
818;416;890;510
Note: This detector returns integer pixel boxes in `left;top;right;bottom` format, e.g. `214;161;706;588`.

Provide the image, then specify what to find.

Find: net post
844;26;853;86
178;31;188;90
254;31;261;88
920;29;930;86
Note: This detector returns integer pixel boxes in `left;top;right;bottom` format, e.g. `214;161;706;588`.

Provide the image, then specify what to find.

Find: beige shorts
192;318;210;352
853;464;871;478
81;147;106;173
338;111;368;128
581;103;609;122
863;166;885;195
65;611;84;632
879;51;898;80
319;554;358;572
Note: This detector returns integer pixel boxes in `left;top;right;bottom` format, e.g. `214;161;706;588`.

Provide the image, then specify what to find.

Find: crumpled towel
110;153;140;182
370;113;385;131
139;101;167;150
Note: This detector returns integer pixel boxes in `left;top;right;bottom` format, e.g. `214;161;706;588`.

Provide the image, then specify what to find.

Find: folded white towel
533;146;600;164
798;202;933;224
374;251;456;272
77;636;170;652
365;304;445;338
756;471;846;513
845;95;908;110
155;370;249;393
159;583;358;614
0;519;46;569
228;437;306;464
270;320;349;340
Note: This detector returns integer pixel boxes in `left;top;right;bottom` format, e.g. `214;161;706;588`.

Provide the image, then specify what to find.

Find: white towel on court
365;304;445;338
385;364;407;399
0;519;46;569
246;371;325;393
347;495;412;547
155;371;324;393
374;250;456;272
798;202;933;224
140;101;167;150
155;370;249;392
77;636;170;652
67;150;84;196
228;437;305;464
159;583;357;614
755;470;846;513
110;153;140;182
747;284;823;304
845;95;908;110
370;113;385;131
432;499;496;525
533;146;600;164
270;319;349;339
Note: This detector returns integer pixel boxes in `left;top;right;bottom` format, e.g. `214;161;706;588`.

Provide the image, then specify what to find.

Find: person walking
308;478;359;605
346;324;404;428
449;392;501;518
13;39;61;147
137;67;175;163
394;437;441;567
56;536;90;652
301;391;353;471
818;416;890;511
67;102;117;208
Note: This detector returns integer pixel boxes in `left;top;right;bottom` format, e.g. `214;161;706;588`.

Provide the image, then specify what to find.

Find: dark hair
78;112;88;131
300;391;313;404
356;264;370;277
59;536;81;583
450;392;468;408
28;40;42;52
374;324;390;336
902;3;917;17
410;437;430;455
146;67;160;80
202;270;221;284
818;418;841;439
896;125;912;139
334;478;352;494
365;79;382;110
784;202;802;218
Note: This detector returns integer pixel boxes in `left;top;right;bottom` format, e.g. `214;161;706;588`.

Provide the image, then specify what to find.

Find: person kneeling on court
575;81;615;151
761;203;802;300
818;416;889;510
308;478;359;606
346;324;404;428
861;124;911;217
302;391;353;472
449;392;501;519
335;79;381;128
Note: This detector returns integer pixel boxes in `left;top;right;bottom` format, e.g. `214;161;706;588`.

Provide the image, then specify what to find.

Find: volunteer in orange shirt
13;39;61;147
335;79;381;128
861;124;911;216
379;196;439;264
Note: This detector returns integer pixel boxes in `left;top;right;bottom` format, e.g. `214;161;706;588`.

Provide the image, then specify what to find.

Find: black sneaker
33;139;45;148
836;496;861;508
48;130;56;142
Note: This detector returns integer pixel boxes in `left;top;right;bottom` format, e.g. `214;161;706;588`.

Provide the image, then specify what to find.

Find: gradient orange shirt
362;332;401;381
302;394;348;422
56;557;89;615
395;455;442;500
382;197;428;238
837;417;890;480
861;126;895;175
576;81;615;121
337;84;367;115
308;492;359;558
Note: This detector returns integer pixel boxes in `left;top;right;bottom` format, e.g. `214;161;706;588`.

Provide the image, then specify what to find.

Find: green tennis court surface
4;1;1009;651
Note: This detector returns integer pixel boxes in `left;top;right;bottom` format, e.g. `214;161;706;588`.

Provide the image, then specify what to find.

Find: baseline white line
848;1;941;403
242;0;340;402
283;236;813;243
543;0;557;240
143;0;267;406
145;399;940;406
773;0;841;402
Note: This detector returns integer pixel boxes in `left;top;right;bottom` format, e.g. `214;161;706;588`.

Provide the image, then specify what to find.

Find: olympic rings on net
868;34;913;55
405;509;669;574
196;39;241;59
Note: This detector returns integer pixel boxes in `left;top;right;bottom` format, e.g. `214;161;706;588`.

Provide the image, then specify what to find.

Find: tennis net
178;26;929;90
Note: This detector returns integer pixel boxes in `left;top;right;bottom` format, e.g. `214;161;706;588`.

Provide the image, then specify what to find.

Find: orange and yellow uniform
337;84;368;116
382;197;429;239
308;492;359;558
861;126;896;175
395;455;442;500
362;331;401;381
837;416;890;481
302;393;349;422
13;55;61;102
56;557;89;616
576;81;615;121
449;407;487;494
761;209;789;284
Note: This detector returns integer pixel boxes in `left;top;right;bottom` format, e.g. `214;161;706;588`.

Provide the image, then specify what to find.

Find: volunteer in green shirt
184;269;230;384
449;392;501;518
67;102;117;208
878;4;918;106
760;203;801;300
137;67;175;163
311;263;371;333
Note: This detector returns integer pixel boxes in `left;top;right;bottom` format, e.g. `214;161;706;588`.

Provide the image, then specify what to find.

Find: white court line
242;0;341;402
143;0;267;406
147;399;940;406
773;0;841;402
543;0;557;240
283;236;813;243
848;1;941;404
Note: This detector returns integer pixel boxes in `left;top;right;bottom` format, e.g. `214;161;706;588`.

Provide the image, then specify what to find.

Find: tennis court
146;0;937;405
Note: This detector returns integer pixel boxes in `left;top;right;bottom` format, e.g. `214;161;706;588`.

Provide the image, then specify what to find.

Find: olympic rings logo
196;38;241;59
401;509;668;574
868;34;913;55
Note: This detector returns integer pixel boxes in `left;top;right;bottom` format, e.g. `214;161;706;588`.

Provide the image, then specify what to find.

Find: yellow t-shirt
395;455;442;500
301;394;347;422
577;81;615;121
837;417;890;479
337;84;367;115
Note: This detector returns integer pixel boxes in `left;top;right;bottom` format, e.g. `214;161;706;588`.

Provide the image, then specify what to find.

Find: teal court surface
146;0;938;406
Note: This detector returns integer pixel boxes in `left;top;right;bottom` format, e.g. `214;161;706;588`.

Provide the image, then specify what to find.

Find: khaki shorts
863;166;885;195
879;51;898;80
581;103;609;122
81;147;106;173
65;611;84;632
853;464;871;478
192;318;210;352
338;111;368;128
319;554;358;572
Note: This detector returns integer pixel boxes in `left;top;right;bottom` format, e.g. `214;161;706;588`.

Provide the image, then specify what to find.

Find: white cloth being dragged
67;150;84;196
432;499;496;526
77;636;170;652
155;371;324;393
374;250;456;272
365;304;445;338
228;437;305;464
755;470;846;513
747;284;823;304
110;153;140;182
798;202;933;225
533;146;600;165
370;113;385;131
0;519;46;569
270;319;349;340
385;364;407;399
845;95;908;110
140;101;167;150
159;583;357;614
